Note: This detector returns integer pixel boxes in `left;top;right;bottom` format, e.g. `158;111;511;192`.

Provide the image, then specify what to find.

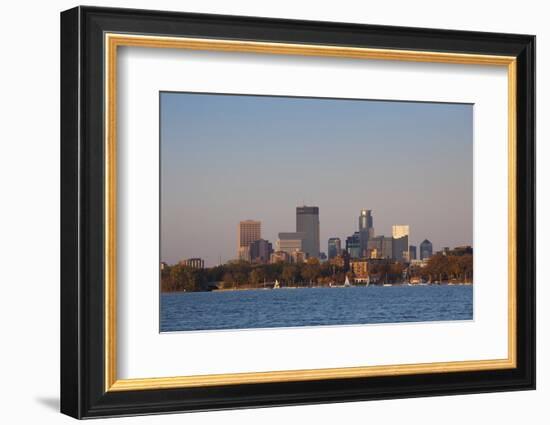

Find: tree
222;272;235;289
282;265;298;285
302;260;320;285
249;268;265;287
183;268;207;291
169;264;187;291
457;254;473;282
390;263;404;282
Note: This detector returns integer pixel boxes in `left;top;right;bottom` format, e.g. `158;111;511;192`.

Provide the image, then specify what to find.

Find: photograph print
160;92;474;332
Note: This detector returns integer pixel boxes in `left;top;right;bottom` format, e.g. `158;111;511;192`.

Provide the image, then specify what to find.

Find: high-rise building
420;239;433;260
327;237;342;259
296;206;320;258
276;232;306;256
392;225;410;261
358;209;374;235
409;245;417;261
249;239;273;264
346;232;362;259
367;236;393;259
238;220;261;260
358;209;374;255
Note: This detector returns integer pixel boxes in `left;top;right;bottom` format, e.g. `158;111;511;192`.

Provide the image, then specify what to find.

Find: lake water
160;285;473;332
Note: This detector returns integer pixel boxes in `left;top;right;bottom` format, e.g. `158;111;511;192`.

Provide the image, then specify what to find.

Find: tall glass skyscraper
358;209;373;234
420;239;433;260
296;206;320;258
358;209;374;256
346;232;362;259
327;237;342;259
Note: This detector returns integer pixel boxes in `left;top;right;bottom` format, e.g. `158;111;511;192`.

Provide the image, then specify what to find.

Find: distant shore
161;281;473;294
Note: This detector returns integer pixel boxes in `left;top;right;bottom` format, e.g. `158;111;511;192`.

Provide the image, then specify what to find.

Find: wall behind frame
0;1;544;425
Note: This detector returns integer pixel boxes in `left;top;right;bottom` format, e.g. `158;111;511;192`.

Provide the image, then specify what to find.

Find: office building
238;220;261;260
350;259;369;282
346;232;362;259
420;239;433;260
367;236;393;259
392;225;410;261
238;246;250;262
249;239;273;264
409;245;417;261
327;237;342;259
358;209;374;256
296;206;320;258
276;232;306;256
358;209;373;233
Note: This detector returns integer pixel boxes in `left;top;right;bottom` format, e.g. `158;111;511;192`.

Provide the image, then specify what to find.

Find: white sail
274;279;280;289
344;276;351;287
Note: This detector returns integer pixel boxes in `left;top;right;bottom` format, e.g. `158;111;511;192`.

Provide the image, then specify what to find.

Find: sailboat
273;279;280;289
344;276;351;287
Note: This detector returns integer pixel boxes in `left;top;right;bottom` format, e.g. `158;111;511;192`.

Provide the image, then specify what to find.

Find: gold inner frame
104;33;517;392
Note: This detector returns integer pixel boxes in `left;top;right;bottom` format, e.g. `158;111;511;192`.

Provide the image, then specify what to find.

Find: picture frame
60;5;535;419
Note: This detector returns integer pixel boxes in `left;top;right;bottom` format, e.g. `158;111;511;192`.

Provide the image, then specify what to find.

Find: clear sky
161;92;473;266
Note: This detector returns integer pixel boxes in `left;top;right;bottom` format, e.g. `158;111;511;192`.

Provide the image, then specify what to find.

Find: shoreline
161;282;473;294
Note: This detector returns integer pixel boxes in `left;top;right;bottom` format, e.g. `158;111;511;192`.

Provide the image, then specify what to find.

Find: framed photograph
60;6;535;419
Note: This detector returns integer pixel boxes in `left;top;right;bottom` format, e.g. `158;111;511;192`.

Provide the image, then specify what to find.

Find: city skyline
161;92;473;266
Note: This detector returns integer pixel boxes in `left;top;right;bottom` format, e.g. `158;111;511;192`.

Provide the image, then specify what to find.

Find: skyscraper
276;232;306;256
367;236;393;259
358;209;374;234
327;237;342;259
420;239;433;260
358;209;374;255
392;225;410;261
238;220;261;260
346;232;362;259
409;245;417;261
296;206;320;258
249;239;273;264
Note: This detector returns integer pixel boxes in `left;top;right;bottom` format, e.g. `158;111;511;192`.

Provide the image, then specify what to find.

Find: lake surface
160;285;473;332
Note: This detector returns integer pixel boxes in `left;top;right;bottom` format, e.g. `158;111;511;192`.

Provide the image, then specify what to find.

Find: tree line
160;253;473;292
161;258;345;292
413;253;473;283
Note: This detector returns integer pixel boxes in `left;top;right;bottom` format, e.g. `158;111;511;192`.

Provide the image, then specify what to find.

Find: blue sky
161;92;473;266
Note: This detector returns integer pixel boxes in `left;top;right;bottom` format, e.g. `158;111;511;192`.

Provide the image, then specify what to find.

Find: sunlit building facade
392;225;410;262
238;220;261;260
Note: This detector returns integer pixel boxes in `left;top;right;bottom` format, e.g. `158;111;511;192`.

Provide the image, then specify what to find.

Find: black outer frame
60;6;535;419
